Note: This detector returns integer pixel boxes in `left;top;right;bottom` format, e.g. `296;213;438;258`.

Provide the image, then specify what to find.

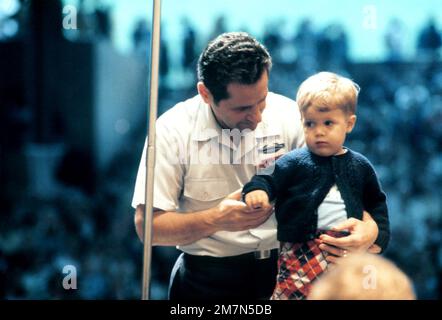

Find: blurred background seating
1;0;441;299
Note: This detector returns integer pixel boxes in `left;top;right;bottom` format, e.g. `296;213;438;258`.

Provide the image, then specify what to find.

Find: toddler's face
302;106;356;157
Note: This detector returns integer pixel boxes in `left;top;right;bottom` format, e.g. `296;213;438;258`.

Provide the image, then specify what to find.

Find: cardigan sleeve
362;161;390;251
242;155;296;201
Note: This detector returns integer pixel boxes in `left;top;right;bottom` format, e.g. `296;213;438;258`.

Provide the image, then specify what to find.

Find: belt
183;249;278;266
254;249;272;260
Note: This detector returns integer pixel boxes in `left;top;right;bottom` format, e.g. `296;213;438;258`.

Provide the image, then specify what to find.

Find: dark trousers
168;250;278;301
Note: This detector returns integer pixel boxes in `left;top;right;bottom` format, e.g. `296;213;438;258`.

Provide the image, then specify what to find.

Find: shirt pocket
183;178;230;202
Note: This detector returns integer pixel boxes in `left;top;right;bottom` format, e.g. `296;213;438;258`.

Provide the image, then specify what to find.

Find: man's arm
135;206;219;246
317;211;380;263
134;190;274;246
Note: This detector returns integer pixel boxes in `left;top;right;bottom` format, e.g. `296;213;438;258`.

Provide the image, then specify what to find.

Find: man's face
204;72;269;131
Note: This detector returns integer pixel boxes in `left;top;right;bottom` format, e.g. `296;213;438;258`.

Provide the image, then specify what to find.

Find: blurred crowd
1;8;441;299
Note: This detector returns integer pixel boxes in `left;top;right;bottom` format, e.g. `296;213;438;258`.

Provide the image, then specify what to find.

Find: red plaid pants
271;230;349;300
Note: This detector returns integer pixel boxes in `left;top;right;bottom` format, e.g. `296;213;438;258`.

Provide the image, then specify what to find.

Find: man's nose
246;106;263;124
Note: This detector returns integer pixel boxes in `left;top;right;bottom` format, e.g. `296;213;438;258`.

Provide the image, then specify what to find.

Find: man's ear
346;115;357;133
197;82;212;104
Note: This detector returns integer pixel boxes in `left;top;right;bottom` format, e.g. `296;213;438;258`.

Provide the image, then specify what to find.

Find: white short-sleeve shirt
132;92;304;257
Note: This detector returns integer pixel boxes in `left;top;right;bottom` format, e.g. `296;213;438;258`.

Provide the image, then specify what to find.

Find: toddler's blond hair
297;71;360;115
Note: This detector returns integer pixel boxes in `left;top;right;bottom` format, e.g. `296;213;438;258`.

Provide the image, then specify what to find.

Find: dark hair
197;32;272;104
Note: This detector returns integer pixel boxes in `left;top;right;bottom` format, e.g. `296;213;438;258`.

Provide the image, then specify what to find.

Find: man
132;32;379;300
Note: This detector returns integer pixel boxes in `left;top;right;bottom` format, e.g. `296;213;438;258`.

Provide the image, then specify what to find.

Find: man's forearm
135;205;220;246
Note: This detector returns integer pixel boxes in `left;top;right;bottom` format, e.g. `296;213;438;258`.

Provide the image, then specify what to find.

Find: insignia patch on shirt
257;142;286;171
258;142;285;154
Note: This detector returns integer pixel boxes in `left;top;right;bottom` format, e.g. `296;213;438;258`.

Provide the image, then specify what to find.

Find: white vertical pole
142;0;161;300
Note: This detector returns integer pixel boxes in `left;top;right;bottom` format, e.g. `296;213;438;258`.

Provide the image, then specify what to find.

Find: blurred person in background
308;253;415;300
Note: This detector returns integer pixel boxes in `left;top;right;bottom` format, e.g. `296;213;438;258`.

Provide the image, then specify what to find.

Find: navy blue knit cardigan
243;147;390;251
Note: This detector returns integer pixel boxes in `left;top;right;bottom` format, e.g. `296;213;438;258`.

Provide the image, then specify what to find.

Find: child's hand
245;190;270;210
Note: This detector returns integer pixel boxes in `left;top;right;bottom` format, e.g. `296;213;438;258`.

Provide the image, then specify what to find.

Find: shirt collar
254;116;282;139
192;98;221;141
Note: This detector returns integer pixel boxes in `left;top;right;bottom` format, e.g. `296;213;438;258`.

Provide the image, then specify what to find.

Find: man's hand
317;211;379;263
245;190;271;210
211;189;273;232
